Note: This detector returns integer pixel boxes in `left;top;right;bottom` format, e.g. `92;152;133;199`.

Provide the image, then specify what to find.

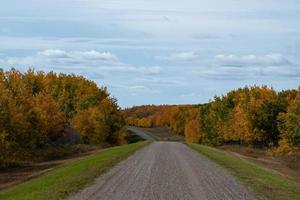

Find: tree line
124;86;300;154
0;69;126;167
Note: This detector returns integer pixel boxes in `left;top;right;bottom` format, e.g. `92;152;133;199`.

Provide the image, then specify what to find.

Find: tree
31;93;66;143
278;91;300;148
71;107;107;144
228;103;253;144
185;119;202;143
0;68;126;166
123;86;300;152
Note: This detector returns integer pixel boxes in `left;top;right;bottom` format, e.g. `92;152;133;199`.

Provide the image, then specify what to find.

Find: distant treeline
0;69;126;167
124;86;300;154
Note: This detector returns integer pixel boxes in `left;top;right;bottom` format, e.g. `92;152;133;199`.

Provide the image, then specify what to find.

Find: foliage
272;89;300;153
184;119;202;143
125;86;300;152
0;68;125;167
270;138;296;156
198;86;282;146
123;105;200;135
277;91;300;148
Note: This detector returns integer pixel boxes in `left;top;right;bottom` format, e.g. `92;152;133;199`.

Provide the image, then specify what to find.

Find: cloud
193;62;300;80
138;66;162;74
190;53;300;80
193;33;223;40
97;66;162;74
77;50;118;60
38;49;118;61
193;66;249;80
129;85;146;90
127;85;161;96
214;53;291;67
157;51;199;61
6;49;120;67
37;49;70;58
0;49;162;75
37;49;118;61
180;93;202;98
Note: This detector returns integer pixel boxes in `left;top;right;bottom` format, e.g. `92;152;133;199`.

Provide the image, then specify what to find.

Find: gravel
68;142;259;200
127;127;155;141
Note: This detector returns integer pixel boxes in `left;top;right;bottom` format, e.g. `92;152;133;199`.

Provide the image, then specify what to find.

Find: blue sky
0;0;300;107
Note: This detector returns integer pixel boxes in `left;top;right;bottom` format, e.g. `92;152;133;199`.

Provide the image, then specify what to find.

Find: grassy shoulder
188;143;300;200
0;141;149;200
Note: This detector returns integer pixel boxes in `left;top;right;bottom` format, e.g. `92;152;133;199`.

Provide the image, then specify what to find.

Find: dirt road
127;127;156;141
68;141;258;200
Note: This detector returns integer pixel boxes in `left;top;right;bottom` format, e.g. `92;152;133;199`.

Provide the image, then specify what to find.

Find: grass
0;141;149;200
188;143;300;200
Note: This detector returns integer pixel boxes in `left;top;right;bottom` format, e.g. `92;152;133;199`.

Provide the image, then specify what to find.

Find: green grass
188;143;300;200
0;141;149;200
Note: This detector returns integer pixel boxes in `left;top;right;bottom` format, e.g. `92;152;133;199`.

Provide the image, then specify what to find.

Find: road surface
68;140;258;200
127;126;156;141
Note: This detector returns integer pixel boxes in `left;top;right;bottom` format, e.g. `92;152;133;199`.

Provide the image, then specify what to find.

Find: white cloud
38;49;118;61
77;50;117;60
37;49;70;58
180;93;202;98
214;53;290;67
138;66;162;74
1;49;162;75
129;85;146;90
193;64;300;80
158;51;199;61
97;66;162;74
6;49;119;67
189;53;299;80
37;49;117;61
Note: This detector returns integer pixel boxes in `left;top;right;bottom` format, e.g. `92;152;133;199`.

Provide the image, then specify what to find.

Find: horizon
122;84;300;109
1;0;300;107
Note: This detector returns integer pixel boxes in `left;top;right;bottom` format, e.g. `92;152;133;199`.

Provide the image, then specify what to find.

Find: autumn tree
0;68;126;167
124;85;300;153
278;90;300;148
185;119;202;143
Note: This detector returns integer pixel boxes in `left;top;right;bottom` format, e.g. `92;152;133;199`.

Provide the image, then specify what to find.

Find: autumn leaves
0;69;125;168
1;67;299;170
124;86;300;154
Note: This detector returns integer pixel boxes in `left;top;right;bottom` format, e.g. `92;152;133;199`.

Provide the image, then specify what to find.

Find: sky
0;0;300;107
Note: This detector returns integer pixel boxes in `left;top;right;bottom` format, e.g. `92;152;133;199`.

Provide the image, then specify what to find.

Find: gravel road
127;127;155;141
68;141;258;200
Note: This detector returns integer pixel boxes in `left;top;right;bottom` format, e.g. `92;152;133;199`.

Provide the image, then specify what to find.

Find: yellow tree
228;103;253;144
31;93;66;143
71;107;108;144
184;119;202;143
278;90;300;149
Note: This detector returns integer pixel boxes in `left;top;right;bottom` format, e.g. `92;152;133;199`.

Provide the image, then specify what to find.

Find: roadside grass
188;143;300;200
0;141;149;200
